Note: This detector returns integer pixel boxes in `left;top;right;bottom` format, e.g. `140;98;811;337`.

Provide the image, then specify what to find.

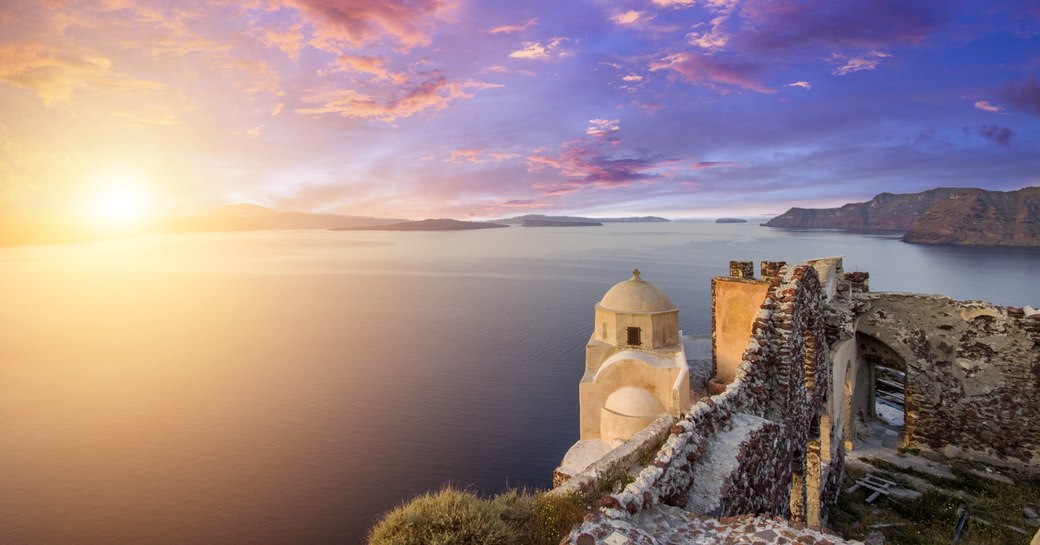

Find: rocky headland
764;187;1040;246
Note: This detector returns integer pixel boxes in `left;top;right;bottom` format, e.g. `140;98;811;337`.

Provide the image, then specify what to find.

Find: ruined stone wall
564;263;840;544
856;293;1040;468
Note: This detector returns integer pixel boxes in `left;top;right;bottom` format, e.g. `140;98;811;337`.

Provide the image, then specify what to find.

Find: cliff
902;187;1040;246
765;187;1040;246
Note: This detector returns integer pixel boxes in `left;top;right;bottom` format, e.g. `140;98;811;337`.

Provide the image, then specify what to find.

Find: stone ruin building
551;257;1040;545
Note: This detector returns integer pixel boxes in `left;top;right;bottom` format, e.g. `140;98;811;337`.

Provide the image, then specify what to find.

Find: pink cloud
488;18;537;34
973;100;1002;113
283;0;450;51
325;54;406;83
446;149;520;163
786;81;811;90
298;75;501;122
649;52;772;93
527;136;668;186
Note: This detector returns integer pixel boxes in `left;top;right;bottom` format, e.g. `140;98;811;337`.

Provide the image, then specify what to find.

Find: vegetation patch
367;486;589;545
830;458;1040;545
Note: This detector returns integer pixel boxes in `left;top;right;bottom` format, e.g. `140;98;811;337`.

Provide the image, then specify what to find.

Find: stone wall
562;263;841;544
855;293;1040;468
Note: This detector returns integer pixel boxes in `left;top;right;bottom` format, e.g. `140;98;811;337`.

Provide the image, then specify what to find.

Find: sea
1;221;1037;545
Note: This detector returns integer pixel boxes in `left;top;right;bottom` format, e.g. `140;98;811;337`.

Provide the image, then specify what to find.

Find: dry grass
367;486;589;545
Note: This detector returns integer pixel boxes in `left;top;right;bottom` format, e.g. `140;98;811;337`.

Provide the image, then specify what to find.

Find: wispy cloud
509;37;568;60
298;76;501;122
973;100;1002;113
829;51;891;75
611;11;643;25
488;18;537;34
585;118;620;138
0;43;164;106
786;81;811;90
650;52;772;93
446;149;520;164
693;161;739;169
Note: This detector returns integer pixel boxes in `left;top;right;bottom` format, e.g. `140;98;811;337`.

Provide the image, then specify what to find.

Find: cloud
693;161;740;169
622;74;643;82
973;100;1002;113
652;0;696;6
611;11;643;25
527;132;670;187
259;22;307;60
488;18;538;34
325;54;406;83
737;0;952;51
0;43;164;106
298;75;502;122
509;38;567;60
649;52;772;93
447;149;519;163
1000;75;1040;115
830;51;891;75
585;118;620;137
687;16;731;50
786;81;811;90
975;124;1014;146
283;0;449;51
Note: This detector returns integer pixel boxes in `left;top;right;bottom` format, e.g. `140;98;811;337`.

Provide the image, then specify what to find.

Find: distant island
522;218;601;227
332;218;509;231
714;218;748;224
157;203;404;232
764;186;1040;246
496;214;669;225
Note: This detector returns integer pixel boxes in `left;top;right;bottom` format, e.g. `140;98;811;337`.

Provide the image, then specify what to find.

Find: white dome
604;386;665;417
599;270;676;313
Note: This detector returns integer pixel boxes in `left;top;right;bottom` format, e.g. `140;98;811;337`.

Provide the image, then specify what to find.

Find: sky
1;0;1039;222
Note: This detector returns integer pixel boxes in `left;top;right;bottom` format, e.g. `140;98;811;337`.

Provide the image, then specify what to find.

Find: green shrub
368;486;523;545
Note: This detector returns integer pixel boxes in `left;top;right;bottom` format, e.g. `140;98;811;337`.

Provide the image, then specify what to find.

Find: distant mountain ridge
157;204;404;232
495;214;669;225
332;219;508;231
765;187;1040;246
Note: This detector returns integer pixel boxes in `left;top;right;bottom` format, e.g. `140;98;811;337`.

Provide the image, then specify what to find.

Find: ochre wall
712;278;770;383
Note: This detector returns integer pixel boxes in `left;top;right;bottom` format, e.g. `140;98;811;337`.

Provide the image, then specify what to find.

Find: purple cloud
1000;75;1040;116
975;124;1014;146
649;52;772;93
736;0;953;51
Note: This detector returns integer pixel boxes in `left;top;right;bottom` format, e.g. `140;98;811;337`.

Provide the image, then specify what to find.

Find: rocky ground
831;419;1040;544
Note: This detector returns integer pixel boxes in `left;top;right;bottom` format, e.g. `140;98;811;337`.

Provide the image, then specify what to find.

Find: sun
83;170;154;228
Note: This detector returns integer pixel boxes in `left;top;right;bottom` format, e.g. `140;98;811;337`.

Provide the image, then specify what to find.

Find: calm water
1;223;1037;545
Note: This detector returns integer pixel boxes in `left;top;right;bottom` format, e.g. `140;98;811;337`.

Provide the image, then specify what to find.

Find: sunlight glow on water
1;223;1037;544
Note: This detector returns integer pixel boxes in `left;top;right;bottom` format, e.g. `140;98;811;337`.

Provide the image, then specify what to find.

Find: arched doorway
854;332;908;448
